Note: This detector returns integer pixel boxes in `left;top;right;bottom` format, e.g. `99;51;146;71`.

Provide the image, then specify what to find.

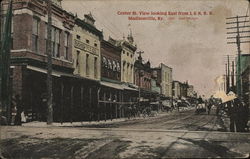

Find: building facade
3;0;75;122
151;70;161;94
180;82;188;98
134;55;151;91
172;81;181;99
187;85;195;98
73;14;102;80
118;33;137;84
101;38;121;82
152;63;173;98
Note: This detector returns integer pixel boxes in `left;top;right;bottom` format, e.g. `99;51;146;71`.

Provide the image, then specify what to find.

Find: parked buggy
195;103;206;114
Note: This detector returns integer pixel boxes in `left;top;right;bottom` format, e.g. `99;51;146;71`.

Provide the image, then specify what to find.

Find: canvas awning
121;84;138;91
100;81;124;90
26;65;66;77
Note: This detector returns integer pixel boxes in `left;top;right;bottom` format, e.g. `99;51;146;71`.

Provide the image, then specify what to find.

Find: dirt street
1;109;250;158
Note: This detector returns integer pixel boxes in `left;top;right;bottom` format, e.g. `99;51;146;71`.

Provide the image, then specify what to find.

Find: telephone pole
227;55;230;93
226;15;250;97
231;61;235;92
47;0;53;124
137;51;144;108
225;63;228;93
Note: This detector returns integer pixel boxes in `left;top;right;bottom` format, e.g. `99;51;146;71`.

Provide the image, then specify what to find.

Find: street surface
1;108;250;158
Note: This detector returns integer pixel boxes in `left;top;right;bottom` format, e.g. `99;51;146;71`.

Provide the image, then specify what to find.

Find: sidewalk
22;110;175;128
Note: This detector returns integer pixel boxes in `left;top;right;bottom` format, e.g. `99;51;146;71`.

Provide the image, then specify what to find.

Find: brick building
134;55;151;91
134;53;156;105
1;0;76;122
101;38;121;82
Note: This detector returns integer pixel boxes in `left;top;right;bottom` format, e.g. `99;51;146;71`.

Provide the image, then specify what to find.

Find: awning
26;65;66;77
100;81;124;90
62;74;100;84
122;84;138;91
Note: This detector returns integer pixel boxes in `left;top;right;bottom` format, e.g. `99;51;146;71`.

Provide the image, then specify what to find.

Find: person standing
227;100;236;132
14;95;22;125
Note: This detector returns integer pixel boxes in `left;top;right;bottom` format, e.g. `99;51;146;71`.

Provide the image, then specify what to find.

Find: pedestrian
10;95;17;125
207;98;213;115
239;100;249;132
227;100;236;132
14;95;22;126
234;98;245;132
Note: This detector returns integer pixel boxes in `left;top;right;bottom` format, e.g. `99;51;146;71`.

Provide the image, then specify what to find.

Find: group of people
222;98;249;132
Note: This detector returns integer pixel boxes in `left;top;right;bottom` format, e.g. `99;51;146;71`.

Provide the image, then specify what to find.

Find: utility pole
137;51;144;109
226;15;250;97
0;0;12;124
46;0;53;124
231;61;234;92
0;0;2;106
225;63;228;93
227;55;230;93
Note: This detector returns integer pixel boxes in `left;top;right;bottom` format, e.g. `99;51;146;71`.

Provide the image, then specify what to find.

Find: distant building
151;70;161;94
172;81;181;99
187;85;195;98
180;82;188;98
152;63;172;98
134;55;151;91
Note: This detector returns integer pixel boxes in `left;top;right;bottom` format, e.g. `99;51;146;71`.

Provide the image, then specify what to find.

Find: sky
62;0;250;97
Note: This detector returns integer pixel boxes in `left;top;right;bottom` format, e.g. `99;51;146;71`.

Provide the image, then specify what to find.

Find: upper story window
76;35;81;40
102;57;108;68
117;62;120;72
94;57;98;78
64;32;69;60
32;18;39;53
86;54;89;76
11;18;13;49
112;61;117;71
108;59;112;70
51;27;61;58
76;50;80;74
94;43;97;47
86;39;89;44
